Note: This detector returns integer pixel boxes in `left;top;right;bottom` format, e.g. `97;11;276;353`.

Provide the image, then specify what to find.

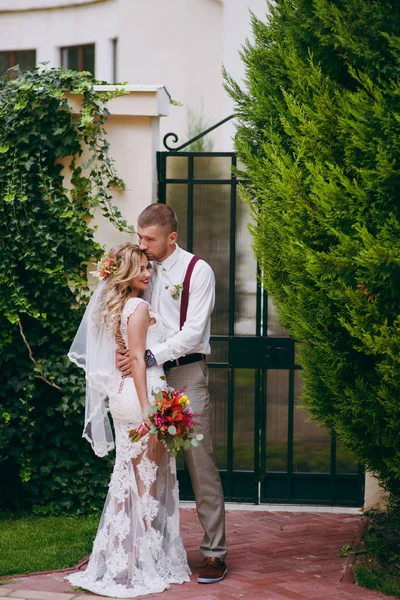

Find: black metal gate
157;125;364;506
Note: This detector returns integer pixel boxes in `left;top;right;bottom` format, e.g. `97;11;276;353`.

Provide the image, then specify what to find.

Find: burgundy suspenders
179;255;200;330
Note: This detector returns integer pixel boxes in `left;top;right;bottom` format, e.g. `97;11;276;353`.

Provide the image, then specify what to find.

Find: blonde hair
102;243;145;344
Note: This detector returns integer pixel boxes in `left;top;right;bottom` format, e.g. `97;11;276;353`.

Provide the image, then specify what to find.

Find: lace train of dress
66;298;190;598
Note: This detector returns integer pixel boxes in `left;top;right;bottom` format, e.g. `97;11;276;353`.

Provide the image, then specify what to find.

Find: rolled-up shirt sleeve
150;262;215;365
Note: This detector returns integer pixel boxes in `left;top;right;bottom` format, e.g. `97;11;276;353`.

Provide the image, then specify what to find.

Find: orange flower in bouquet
129;385;203;455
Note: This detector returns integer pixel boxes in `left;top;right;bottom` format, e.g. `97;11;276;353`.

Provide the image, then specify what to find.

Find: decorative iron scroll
163;114;235;151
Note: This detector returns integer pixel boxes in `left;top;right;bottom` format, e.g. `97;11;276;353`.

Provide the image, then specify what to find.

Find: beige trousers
166;359;227;560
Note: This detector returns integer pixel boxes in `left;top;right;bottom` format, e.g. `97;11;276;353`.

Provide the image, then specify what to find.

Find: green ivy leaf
0;67;129;515
6;314;19;325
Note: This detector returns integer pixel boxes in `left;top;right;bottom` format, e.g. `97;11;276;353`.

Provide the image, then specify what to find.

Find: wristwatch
144;349;157;367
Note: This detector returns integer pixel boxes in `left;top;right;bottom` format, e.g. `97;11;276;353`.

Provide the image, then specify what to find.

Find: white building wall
117;0;224;150
222;0;268;149
0;0;225;149
0;1;118;81
0;0;269;151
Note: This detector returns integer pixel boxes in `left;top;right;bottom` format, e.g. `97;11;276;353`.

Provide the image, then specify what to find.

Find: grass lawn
0;512;99;577
355;510;400;599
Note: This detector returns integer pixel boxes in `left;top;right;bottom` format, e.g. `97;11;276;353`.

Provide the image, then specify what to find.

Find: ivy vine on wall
0;67;132;514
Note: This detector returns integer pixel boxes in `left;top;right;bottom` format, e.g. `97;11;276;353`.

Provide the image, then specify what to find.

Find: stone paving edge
0;557;90;582
0;591;75;599
341;515;368;584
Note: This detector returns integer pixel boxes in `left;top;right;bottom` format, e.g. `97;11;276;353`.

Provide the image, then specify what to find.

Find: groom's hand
116;348;132;376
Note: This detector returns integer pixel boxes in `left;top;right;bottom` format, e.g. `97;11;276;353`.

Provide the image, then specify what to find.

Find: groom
118;203;227;584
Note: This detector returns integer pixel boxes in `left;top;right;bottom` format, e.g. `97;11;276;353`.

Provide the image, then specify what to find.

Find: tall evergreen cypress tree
226;0;400;495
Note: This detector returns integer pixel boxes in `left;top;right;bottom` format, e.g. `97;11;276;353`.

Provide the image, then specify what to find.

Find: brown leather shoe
197;556;228;584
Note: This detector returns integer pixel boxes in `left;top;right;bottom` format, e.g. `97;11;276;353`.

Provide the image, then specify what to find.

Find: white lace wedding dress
66;297;191;598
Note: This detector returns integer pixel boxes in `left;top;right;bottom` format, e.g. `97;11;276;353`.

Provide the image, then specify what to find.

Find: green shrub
355;506;400;598
0;68;132;513
226;0;400;494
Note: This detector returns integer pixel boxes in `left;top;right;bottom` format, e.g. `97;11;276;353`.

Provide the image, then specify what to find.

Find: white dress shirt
143;245;215;366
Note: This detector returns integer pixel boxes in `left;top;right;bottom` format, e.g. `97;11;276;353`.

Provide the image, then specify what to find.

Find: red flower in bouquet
129;386;203;455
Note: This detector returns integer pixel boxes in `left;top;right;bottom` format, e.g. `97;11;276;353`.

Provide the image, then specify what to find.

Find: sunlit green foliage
226;0;400;494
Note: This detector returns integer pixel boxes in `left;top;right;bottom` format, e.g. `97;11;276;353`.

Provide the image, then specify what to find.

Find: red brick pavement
1;509;396;600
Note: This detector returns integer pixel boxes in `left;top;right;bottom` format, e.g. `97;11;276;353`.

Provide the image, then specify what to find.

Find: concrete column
364;472;389;512
65;84;170;248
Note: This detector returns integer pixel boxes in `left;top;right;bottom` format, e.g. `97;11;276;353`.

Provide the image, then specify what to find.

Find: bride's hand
137;409;152;435
116;348;132;376
141;404;152;429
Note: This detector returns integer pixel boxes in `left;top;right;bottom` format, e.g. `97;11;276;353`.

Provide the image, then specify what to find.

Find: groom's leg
166;360;227;560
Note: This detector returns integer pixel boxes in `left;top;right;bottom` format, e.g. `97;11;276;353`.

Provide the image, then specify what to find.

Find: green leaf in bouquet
155;391;163;401
172;410;178;419
148;405;158;415
191;438;199;447
168;425;177;435
150;424;158;433
175;437;183;448
183;438;192;450
196;434;204;441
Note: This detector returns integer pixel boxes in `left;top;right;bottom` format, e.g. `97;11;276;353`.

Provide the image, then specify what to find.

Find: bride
66;242;191;598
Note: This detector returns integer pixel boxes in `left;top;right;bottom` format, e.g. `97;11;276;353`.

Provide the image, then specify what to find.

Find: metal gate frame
156;119;364;506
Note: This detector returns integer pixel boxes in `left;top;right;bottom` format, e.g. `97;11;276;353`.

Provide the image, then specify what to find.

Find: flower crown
90;255;121;281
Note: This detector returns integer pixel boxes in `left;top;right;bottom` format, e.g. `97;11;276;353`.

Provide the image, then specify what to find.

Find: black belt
164;353;206;370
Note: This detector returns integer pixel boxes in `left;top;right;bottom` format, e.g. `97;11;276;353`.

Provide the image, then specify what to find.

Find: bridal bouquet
129;385;203;455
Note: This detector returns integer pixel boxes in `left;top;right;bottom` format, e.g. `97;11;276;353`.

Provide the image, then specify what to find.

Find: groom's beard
144;242;169;262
